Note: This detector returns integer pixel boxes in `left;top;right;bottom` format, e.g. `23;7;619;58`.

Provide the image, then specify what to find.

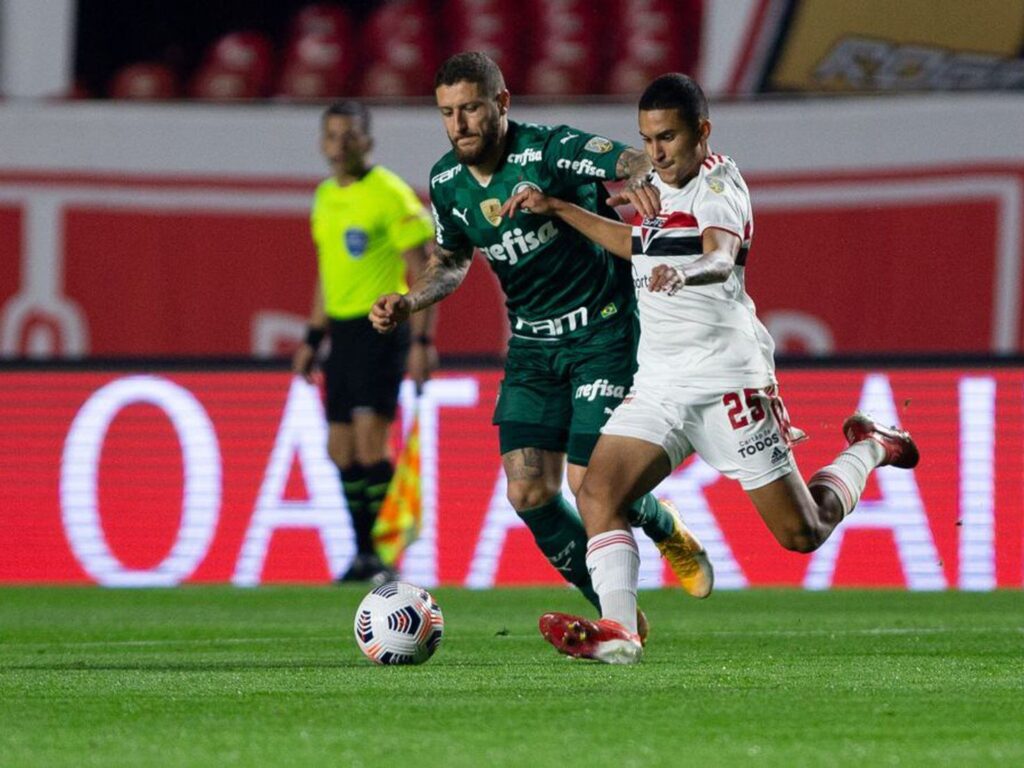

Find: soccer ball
354;581;444;665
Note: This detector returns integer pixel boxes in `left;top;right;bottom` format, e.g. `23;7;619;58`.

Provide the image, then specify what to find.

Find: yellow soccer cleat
656;498;714;598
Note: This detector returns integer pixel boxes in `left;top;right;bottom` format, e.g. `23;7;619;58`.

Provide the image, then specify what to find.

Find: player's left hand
406;341;438;389
649;264;685;295
608;176;661;219
500;187;556;219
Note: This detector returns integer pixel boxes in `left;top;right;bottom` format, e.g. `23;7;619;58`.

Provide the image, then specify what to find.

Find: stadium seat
276;30;355;100
523;0;602;95
606;0;702;95
289;3;353;42
108;62;179;100
358;0;439;97
203;31;275;97
442;0;523;91
190;63;262;100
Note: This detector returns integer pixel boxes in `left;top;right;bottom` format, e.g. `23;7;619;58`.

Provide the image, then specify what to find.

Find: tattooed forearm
680;251;734;286
407;246;473;313
614;147;653;181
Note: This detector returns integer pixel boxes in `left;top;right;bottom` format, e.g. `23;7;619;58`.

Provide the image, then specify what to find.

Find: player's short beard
451;114;501;166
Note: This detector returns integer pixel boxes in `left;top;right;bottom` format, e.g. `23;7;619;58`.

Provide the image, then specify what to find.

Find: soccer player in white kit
503;73;920;664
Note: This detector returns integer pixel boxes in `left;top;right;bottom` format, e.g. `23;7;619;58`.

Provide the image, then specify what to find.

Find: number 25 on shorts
722;388;766;430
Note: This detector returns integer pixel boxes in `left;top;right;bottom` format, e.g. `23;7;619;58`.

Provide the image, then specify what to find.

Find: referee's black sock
340;463;373;556
364;460;395;554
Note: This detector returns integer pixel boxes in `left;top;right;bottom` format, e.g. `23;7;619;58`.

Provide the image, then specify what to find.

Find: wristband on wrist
304;326;326;348
414;335;434;346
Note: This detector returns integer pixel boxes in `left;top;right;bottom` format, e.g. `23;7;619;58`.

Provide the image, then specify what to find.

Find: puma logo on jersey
452;207;469;226
559;132;580;144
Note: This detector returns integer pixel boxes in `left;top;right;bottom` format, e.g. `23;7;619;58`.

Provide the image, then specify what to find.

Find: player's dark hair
322;100;371;134
638;73;708;135
434;51;506;96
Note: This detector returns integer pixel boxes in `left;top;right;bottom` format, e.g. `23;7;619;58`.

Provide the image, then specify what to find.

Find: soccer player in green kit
370;52;712;622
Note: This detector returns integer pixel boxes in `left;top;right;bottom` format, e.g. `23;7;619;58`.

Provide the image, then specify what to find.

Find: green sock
627;493;676;543
518;494;600;612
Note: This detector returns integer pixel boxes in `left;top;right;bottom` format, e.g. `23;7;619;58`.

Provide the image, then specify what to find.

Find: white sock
585;530;640;633
808;439;886;517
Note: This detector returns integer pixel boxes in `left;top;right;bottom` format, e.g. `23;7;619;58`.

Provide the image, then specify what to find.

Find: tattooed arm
614;147;653;182
607;147;660;218
369;243;474;333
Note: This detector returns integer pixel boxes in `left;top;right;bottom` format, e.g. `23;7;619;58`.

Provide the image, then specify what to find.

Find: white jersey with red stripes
630;153;775;390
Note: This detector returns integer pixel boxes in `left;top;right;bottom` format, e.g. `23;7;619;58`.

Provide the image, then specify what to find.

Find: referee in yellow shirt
293;100;437;584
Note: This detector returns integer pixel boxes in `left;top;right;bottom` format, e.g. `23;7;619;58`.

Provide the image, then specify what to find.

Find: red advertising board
1;164;1023;358
0;365;1019;589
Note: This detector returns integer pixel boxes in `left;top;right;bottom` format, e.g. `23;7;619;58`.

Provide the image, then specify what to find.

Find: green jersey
429;121;635;341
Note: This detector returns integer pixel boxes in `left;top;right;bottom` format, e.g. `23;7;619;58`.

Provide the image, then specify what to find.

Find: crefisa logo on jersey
507;148;542;166
345;228;369;258
574;378;626;402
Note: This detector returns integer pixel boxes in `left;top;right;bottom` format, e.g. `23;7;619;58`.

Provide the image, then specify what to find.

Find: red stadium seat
523;0;602;95
108;62;179;100
289;3;353;42
442;0;523;90
276;31;355;99
189;63;262;100
203;31;275;97
605;0;702;95
358;0;438;97
277;61;340;100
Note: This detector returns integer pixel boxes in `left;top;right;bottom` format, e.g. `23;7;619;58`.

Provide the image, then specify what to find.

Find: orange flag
372;411;422;566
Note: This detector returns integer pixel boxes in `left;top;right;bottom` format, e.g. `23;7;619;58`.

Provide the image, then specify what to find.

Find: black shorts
323;317;409;423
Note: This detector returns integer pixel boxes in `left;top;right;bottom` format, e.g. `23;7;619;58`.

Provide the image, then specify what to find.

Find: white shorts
601;383;804;490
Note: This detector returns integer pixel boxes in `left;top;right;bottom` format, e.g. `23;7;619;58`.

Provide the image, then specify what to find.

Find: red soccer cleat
842;412;920;469
538;612;643;665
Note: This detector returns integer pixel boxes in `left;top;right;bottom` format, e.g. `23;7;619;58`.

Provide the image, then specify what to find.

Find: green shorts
494;314;638;466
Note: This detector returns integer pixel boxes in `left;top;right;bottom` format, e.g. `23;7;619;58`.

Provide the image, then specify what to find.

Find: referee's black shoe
337;553;397;585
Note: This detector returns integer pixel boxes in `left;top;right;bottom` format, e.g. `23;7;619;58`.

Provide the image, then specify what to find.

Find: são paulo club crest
639;215;666;251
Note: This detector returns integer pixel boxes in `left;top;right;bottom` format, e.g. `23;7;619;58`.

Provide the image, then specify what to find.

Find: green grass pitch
1;587;1021;767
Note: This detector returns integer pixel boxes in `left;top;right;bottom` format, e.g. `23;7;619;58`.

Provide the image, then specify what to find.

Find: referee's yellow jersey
311;165;434;320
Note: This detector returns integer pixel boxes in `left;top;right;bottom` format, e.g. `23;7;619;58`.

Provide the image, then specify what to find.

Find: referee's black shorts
323;316;410;423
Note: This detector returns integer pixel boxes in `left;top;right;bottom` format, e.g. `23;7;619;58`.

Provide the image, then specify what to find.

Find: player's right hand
608;176;661;219
370;293;411;333
291;343;317;383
